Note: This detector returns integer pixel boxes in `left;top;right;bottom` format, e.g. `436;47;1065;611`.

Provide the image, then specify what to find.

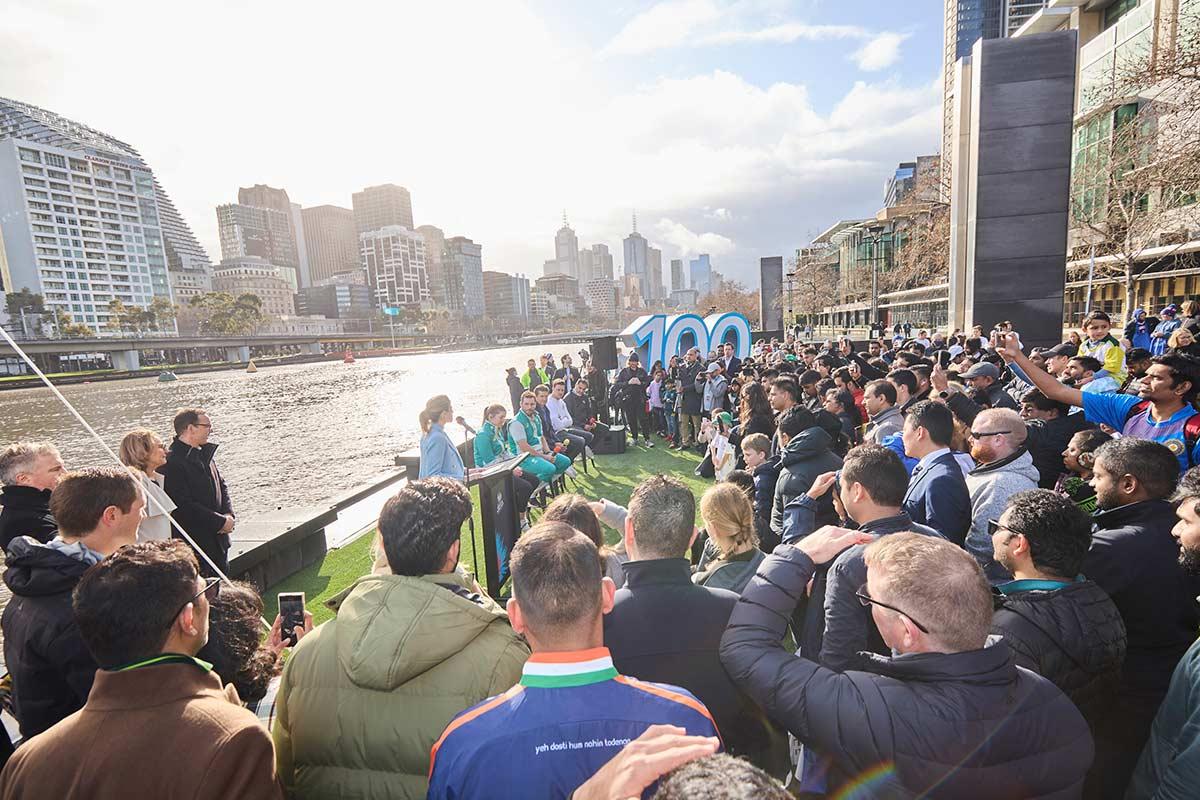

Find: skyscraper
689;254;713;296
482;270;530;324
236;184;308;286
360;226;429;308
216;202;299;290
670;258;684;292
647;246;663;301
0;96;208;331
415;224;448;308
444;236;486;317
591;244;614;281
554;214;580;279
352;184;414;233
942;0;1006;183
622;214;649;302
301;205;359;283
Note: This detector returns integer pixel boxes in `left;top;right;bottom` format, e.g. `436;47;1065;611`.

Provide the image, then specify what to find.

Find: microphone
456;416;477;435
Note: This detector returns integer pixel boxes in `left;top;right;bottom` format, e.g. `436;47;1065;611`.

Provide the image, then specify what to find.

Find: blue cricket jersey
1081;392;1200;472
427;647;720;799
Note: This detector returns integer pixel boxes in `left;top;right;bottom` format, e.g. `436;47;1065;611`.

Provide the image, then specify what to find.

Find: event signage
619;313;752;367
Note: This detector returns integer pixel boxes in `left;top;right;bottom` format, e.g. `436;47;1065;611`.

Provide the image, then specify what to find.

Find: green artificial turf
264;441;707;626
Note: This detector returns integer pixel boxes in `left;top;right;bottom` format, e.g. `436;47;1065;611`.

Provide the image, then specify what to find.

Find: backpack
1124;399;1200;466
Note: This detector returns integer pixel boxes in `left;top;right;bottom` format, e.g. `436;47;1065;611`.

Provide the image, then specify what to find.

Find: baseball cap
707;362;722;373
960;362;1000;380
1043;342;1077;358
715;411;733;427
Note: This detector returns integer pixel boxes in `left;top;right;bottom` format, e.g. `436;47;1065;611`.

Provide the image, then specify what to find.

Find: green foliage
104;296;179;334
4;287;45;316
189;292;265;336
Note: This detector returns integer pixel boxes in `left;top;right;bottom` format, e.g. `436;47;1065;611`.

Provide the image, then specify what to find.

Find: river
0;343;584;527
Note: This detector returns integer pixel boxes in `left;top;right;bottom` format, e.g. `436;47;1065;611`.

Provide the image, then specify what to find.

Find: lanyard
112;653;213;673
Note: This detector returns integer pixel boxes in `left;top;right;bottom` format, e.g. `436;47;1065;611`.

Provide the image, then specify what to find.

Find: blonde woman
118;429;176;541
693;482;764;594
1168;326;1200;357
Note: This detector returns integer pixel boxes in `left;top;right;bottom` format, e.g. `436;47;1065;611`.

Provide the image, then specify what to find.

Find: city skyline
0;0;942;290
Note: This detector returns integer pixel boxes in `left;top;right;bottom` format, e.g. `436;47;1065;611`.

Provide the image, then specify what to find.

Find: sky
0;0;946;290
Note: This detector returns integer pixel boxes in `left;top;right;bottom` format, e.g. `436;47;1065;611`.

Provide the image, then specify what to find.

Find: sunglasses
855;583;931;634
166;577;220;628
987;519;1025;539
969;430;1011;439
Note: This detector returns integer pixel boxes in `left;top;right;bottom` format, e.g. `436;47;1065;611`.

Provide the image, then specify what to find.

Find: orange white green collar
519;647;619;688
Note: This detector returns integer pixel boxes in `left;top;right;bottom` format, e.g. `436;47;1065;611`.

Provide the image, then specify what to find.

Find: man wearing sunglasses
963;409;1040;584
722;527;1093;798
0;540;282;799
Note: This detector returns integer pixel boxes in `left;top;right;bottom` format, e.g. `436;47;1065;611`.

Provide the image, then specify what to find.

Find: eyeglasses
987;519;1025;539
166;577;220;628
969;430;1011;439
855;583;931;634
193;422;213;429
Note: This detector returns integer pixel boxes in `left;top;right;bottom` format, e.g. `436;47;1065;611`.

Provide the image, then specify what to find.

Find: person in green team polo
509;391;570;483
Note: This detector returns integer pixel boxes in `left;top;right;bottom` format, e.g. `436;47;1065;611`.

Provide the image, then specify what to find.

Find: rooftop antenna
632;211;637;234
562;209;568;227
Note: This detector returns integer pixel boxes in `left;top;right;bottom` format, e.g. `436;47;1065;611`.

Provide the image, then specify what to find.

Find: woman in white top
118;429;176;541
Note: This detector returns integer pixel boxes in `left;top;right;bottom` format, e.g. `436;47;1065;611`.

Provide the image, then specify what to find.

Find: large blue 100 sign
619;313;753;367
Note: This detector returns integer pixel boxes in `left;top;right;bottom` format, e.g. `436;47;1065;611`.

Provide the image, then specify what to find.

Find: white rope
0;326;271;631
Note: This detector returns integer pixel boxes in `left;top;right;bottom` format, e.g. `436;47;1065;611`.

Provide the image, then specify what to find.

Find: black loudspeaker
592;337;618;370
592;424;627;455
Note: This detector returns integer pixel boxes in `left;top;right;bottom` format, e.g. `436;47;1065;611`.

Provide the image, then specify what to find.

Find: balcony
1014;6;1074;36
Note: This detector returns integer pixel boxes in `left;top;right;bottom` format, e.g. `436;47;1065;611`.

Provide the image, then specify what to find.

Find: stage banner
619;313;752;367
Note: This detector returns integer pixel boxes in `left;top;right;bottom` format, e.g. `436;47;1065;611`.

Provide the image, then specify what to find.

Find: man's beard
970;443;994;463
1180;544;1200;576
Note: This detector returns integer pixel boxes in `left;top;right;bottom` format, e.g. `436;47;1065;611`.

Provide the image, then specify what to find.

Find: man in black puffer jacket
770;407;842;539
989;490;1125;741
1;468;144;739
0;443;66;551
722;528;1093;799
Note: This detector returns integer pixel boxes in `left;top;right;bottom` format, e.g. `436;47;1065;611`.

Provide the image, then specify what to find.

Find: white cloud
851;31;910;72
707;207;732;221
654;218;736;259
600;0;721;57
700;22;867;46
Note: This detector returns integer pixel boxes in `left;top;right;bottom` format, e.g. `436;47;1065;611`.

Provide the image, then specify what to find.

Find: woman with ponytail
418;395;465;480
473;404;538;513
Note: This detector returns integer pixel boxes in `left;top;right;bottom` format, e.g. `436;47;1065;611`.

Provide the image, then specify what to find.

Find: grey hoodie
964;449;1040;582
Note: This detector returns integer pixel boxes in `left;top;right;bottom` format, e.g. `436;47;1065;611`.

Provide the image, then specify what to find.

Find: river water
0;343;581;526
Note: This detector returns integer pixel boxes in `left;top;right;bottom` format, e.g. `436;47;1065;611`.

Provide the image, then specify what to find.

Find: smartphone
937;350;952;370
278;592;306;647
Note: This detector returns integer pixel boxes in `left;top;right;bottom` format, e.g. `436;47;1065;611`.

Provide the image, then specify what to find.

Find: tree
1068;4;1200;318
885;169;951;294
4;287;44;316
189;292;264;336
697;279;760;326
787;247;840;328
52;309;95;338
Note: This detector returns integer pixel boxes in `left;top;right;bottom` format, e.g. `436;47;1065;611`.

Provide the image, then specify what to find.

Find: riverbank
264;445;706;624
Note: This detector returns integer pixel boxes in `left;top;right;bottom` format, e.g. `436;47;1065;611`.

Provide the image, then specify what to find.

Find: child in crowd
1076;310;1127;384
1055;428;1111;514
708;411;735;481
662;378;679;444
741;432;780;551
648;368;666;437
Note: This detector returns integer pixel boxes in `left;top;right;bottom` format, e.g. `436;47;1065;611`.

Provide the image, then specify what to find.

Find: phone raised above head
278;591;306;647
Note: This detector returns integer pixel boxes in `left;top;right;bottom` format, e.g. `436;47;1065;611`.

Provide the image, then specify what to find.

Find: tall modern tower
0;96;210;331
622;214;649;302
443;236;485;317
235;184;308;287
554;213;580;279
592;244;614;281
216;201;300;290
647;246;663;301
301;205;358;284
415;224;449;308
352;184;414;234
670;258;684;292
360;226;428;308
689;254;713;296
942;0;1006;183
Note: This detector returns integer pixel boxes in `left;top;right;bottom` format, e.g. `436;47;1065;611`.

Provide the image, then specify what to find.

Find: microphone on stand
456;416;477;435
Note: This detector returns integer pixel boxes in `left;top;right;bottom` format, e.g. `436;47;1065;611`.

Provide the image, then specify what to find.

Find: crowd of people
2;307;1200;797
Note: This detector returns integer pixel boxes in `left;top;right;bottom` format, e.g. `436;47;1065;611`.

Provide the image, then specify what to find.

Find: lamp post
866;224;886;333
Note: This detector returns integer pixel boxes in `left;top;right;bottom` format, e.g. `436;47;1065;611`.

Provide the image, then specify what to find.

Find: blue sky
1;0;948;290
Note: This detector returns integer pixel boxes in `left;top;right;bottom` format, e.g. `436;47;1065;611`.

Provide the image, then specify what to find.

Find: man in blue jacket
721;528;1094;798
1128;465;1200;799
427;522;719;799
901;400;971;545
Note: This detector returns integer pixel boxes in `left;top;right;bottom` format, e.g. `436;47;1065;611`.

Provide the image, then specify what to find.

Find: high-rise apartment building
0;96;208;332
584;278;618;319
444;236;486;317
216;201;299;290
670;258;684;292
689;254;713;296
353;184;413;234
482;270;531;324
415;224;449;309
301;205;358;284
234;184;308;287
647;246;663;301
590;243;614;281
296;282;373;319
553;215;580;278
211;256;295;317
623;216;650;302
360;226;429;308
942;0;1006;182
